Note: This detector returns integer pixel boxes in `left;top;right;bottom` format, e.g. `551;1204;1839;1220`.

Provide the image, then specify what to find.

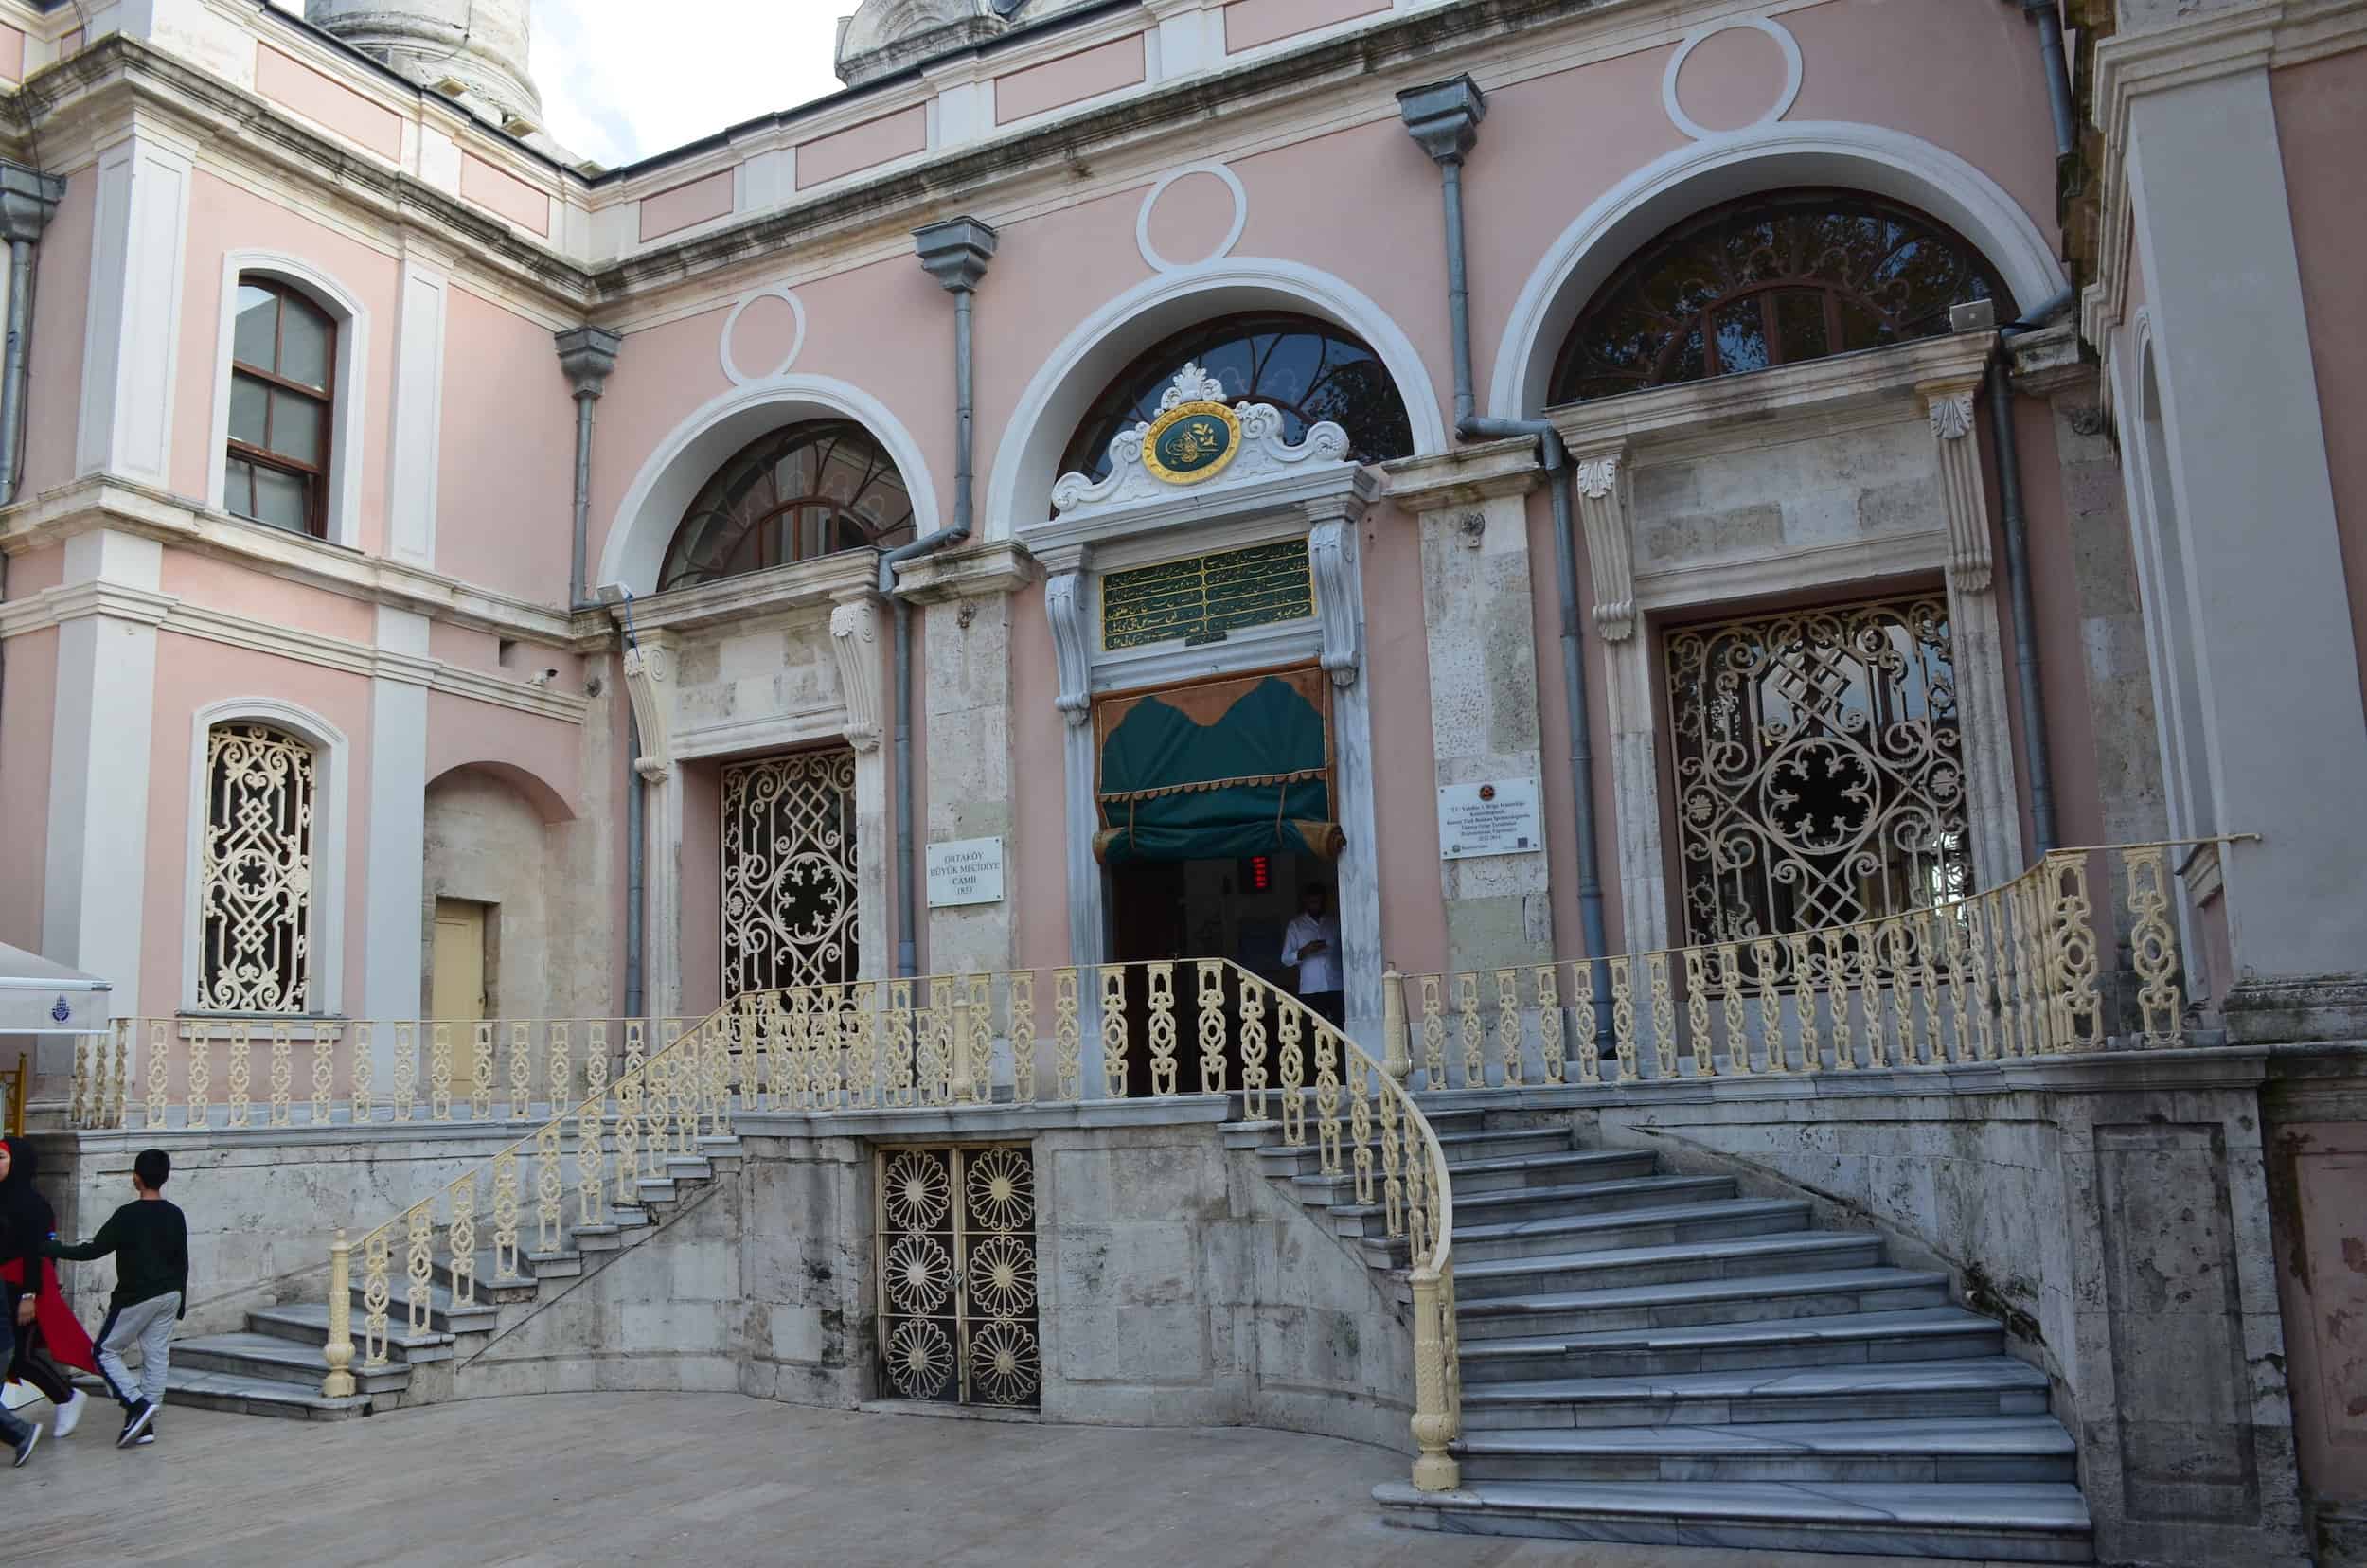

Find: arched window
660;420;916;592
1058;312;1415;487
198;722;318;1014
225;278;337;537
1548;190;2010;406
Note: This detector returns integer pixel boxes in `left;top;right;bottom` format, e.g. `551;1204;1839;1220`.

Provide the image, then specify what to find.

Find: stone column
1569;441;1672;955
74;123;193;490
2113;53;2367;1034
1399;443;1557;975
828;590;891;983
1922;376;2027;890
1310;490;1384;1049
899;541;1037;981
1040;550;1104;975
362;607;432;1047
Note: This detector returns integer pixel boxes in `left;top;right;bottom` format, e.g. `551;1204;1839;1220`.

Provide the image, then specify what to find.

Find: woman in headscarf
0;1138;96;1437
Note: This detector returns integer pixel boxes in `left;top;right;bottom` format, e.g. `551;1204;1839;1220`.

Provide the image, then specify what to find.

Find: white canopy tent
0;941;112;1034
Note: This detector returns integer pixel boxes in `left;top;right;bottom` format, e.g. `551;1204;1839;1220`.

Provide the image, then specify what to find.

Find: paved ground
10;1393;2027;1566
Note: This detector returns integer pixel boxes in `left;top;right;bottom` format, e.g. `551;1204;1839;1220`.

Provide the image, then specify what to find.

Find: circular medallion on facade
1141;400;1242;485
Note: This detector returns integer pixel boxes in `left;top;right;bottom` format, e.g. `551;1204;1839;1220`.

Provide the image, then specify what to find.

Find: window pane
229;373;269;447
1772;290;1830;365
252;465;310;532
1711;300;1769;375
269;389;325;466
224;457;258;521
278;297;332;392
233;286;278;369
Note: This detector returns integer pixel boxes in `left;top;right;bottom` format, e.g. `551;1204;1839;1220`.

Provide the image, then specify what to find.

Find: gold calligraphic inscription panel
876;1144;1039;1408
1101;539;1314;651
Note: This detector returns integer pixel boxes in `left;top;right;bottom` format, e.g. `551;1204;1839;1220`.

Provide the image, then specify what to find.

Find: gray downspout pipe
888;218;999;978
555;327;622;609
1983;289;2078;855
2020;1;2080;163
0;163;66;794
1399;79;1611;1045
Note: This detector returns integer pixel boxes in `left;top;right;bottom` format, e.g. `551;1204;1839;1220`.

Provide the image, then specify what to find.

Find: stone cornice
896;539;1042;603
1546;330;1998;454
608;549;879;635
1379;436;1544;510
0;474;600;649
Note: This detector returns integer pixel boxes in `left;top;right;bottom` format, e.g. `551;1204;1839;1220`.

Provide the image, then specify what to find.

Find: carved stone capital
1309;518;1362;687
1044;569;1094;727
1568;444;1635;642
620;638;674;777
828;597;885;752
1921;381;1994;593
1926;387;1977;441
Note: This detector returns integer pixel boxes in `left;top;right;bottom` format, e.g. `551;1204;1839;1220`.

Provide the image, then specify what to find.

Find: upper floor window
1059;313;1414;491
198;722;317;1014
660;420;916;592
1548;190;2009;406
225;279;336;537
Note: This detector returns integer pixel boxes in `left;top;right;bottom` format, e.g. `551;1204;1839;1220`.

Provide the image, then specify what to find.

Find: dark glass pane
229;373;269;447
224;457;257;521
1057;312;1415;490
270;389;324;466
233;286;278;369
660;420;915;592
1549;190;2010;405
1711;299;1769;375
1772;290;1830;364
251;466;310;532
278;294;333;392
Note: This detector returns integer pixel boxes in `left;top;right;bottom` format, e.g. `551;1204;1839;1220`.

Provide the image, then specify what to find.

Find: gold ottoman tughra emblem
1141;400;1242;485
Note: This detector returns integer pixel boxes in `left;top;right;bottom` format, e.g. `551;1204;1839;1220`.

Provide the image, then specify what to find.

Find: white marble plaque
926;836;1006;907
1437;779;1544;860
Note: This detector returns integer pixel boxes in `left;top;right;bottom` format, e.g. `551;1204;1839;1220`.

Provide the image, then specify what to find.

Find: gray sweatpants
95;1292;180;1410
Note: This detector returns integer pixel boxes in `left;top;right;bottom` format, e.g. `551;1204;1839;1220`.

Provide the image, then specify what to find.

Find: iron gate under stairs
875;1144;1040;1408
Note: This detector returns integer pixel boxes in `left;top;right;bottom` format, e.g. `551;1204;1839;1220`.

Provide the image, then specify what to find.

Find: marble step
1431;1127;1576;1161
245;1302;455;1363
1453;1414;2078;1484
158;1364;379;1422
1455;1266;1954;1341
1372;1477;2092;1562
1458;1307;2005;1382
1331;1174;1740;1240
1457;1356;2054;1431
1437;1149;1660;1195
174;1331;413;1396
1450;1231;1886;1302
347;1278;500;1335
430;1249;544;1303
1393;1197;1809;1267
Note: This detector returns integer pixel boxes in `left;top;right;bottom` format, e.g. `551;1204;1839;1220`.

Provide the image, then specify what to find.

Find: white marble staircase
156;1136;745;1420
1237;1106;2092;1563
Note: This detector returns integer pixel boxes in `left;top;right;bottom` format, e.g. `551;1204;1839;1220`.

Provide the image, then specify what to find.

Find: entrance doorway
1108;851;1331;1090
876;1144;1040;1408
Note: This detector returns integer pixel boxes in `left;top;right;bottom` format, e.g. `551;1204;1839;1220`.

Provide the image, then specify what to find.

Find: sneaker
135;1416;156;1447
116;1400;156;1450
54;1389;87;1439
9;1424;37;1468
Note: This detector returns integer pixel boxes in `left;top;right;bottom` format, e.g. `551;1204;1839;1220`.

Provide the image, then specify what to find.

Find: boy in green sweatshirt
46;1149;188;1450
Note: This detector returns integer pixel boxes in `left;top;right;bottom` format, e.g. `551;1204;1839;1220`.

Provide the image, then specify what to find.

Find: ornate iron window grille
1665;596;1972;964
721;751;860;999
661;420;916;592
1550;189;2009;406
878;1145;1040;1408
199;723;317;1014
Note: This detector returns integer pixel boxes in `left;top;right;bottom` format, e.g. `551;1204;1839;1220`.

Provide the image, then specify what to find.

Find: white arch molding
1486;122;2072;419
206;251;373;548
596;375;945;597
982;258;1449;540
180;698;353;1016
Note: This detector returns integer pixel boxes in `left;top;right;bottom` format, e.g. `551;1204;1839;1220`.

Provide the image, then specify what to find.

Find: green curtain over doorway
1094;668;1344;864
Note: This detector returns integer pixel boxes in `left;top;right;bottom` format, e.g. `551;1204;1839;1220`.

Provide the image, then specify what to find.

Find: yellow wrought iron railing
66;1016;699;1131
1398;837;2248;1091
313;961;1467;1490
2;1051;26;1136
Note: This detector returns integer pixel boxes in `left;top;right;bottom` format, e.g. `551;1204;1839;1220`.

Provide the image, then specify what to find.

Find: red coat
2;1256;98;1376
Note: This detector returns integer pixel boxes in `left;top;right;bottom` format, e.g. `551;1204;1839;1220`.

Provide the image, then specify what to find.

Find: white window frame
206;252;371;549
182;698;351;1016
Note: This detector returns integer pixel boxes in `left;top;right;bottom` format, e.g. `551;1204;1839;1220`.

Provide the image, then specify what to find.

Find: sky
530;1;849;169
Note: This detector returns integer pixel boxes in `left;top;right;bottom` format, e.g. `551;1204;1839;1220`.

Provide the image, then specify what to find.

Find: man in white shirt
1280;884;1345;1027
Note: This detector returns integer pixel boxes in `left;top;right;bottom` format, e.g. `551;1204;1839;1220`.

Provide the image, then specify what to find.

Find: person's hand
1301;939;1327;955
13;1295;31;1327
